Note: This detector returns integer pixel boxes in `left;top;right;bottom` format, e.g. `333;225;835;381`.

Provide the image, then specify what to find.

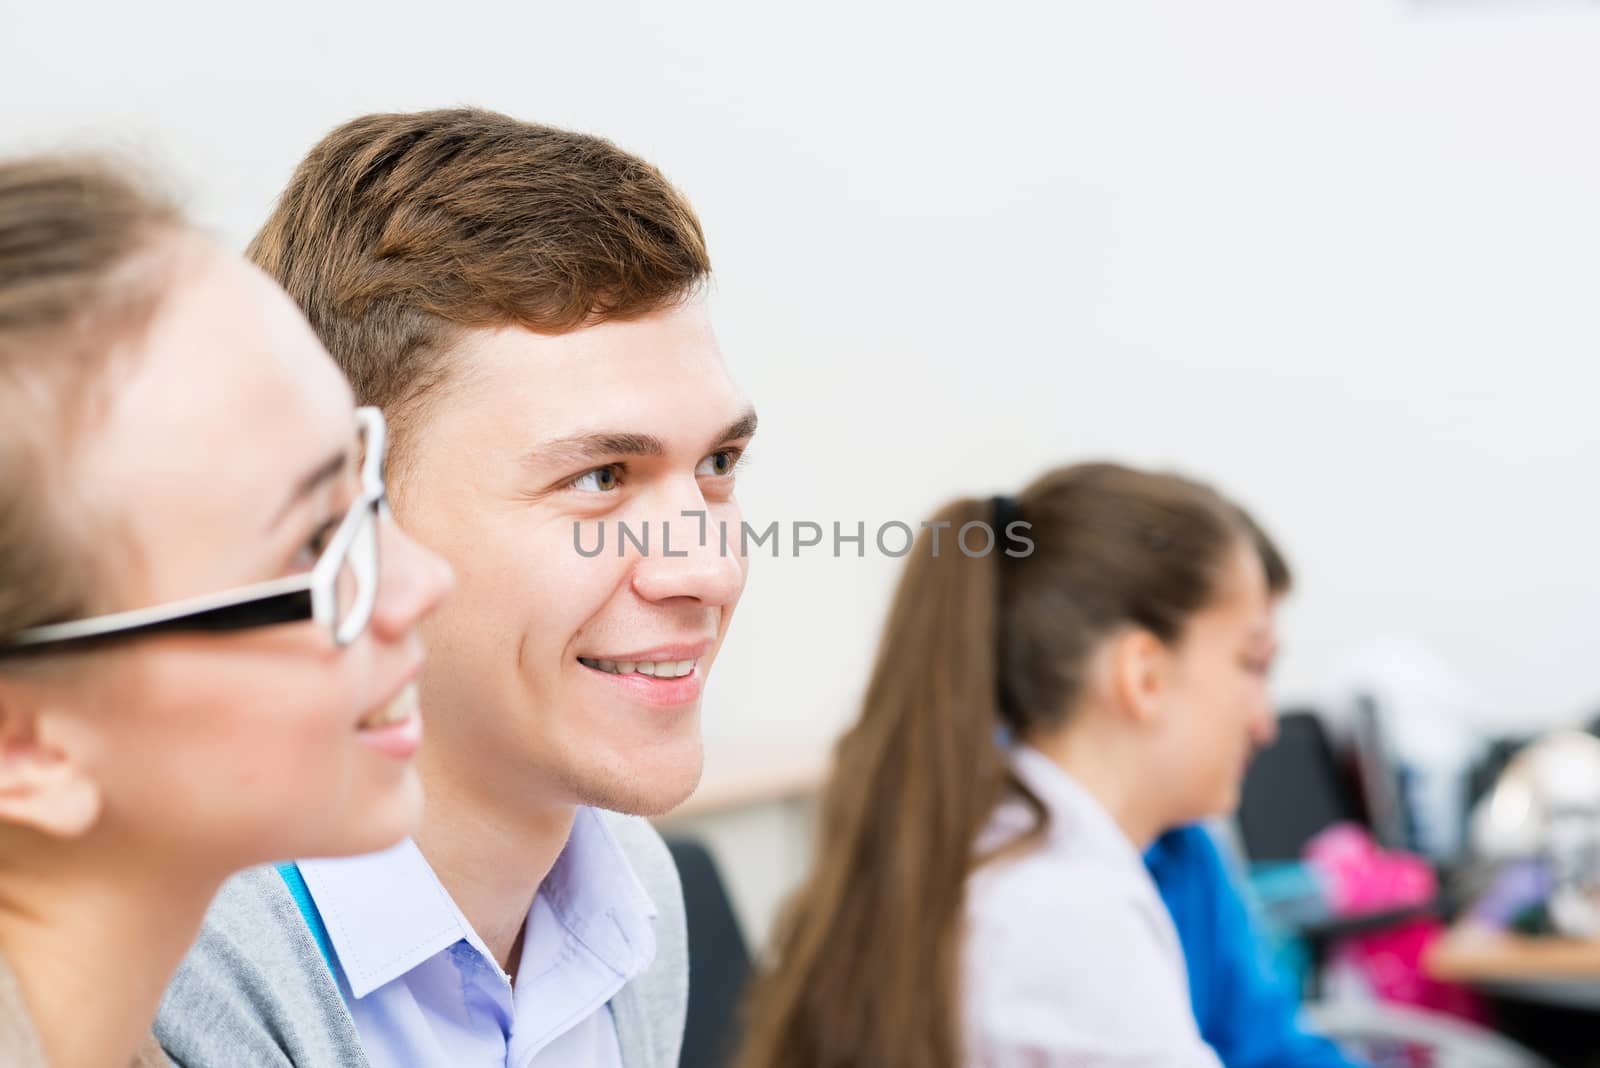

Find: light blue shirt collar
297;805;658;1000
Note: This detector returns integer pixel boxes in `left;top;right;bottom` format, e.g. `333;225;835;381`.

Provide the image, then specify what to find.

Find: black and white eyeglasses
0;407;389;657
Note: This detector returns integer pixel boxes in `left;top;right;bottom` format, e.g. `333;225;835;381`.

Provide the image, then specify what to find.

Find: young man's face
396;300;754;816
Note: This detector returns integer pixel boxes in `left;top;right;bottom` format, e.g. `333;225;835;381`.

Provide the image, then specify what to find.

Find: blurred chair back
1350;692;1411;851
1239;708;1365;862
664;836;751;1068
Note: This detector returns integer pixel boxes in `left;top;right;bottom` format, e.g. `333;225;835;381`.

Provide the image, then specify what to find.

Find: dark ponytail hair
736;463;1290;1068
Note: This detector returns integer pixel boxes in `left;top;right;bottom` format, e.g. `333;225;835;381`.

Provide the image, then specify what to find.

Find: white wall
9;0;1600;764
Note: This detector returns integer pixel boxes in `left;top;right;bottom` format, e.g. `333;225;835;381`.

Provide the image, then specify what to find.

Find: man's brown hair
248;107;712;471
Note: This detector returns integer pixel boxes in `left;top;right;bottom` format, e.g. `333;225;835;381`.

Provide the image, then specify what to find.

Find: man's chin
574;741;705;818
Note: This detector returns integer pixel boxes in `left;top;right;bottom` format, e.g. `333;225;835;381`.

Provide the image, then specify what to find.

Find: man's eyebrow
267;449;349;531
530;432;666;470
714;408;759;446
527;408;759;470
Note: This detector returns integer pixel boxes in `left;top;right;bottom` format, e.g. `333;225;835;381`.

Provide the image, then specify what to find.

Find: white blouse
962;745;1222;1068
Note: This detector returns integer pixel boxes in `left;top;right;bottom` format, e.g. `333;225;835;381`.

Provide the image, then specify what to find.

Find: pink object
1304;823;1435;913
1303;824;1489;1024
1338;919;1490;1023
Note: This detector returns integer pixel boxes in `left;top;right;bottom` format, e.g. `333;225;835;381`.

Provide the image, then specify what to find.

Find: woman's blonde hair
0;155;182;645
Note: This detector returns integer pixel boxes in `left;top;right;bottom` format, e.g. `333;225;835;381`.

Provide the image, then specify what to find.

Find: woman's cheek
279;677;351;776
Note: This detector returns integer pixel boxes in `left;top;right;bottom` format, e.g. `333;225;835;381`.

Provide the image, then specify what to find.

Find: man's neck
0;833;218;1068
413;780;578;976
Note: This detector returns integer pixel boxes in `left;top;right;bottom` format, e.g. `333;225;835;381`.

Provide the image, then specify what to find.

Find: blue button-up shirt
292;806;658;1068
1145;825;1367;1068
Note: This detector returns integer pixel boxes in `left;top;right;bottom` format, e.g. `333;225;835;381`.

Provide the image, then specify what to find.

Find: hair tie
991;494;1021;534
990;495;1020;726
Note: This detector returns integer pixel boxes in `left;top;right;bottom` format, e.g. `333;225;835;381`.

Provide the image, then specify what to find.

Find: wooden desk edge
1426;926;1600;982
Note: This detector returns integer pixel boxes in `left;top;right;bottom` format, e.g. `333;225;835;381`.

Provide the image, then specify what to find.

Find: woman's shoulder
970;790;1148;910
965;791;1190;980
961;821;1214;1064
970;831;1125;908
967;831;1173;996
966;837;1158;952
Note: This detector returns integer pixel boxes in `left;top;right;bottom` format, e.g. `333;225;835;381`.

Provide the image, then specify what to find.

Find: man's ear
0;682;101;839
1108;628;1173;728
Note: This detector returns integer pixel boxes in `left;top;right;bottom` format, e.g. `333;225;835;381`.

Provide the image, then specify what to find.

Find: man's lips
575;640;713;676
575;640;714;663
574;640;714;707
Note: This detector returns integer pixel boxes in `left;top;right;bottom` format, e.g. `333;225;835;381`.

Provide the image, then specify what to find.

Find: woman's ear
0;683;101;838
1108;628;1172;728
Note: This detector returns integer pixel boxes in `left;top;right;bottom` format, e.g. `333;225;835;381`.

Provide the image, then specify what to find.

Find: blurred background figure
736;464;1360;1067
1472;731;1600;940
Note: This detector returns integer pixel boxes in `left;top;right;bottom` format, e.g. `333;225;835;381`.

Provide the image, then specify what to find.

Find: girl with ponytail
737;462;1290;1068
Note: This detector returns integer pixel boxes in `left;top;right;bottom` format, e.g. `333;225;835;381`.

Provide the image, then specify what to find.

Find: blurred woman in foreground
0;156;451;1066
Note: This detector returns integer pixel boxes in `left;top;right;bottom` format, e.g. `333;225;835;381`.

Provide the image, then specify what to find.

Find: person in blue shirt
1147;824;1368;1068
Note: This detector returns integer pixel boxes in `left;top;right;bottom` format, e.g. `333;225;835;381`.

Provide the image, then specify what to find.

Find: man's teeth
578;657;696;679
359;683;418;730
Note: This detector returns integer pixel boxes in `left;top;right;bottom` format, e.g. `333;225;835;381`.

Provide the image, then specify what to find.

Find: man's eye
696;450;742;478
569;466;623;493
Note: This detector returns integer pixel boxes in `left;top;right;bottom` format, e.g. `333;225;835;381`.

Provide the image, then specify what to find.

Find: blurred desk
669;740;829;819
1426;924;1600;1011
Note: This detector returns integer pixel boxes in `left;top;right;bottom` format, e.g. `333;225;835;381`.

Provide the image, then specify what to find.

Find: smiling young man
155;109;756;1067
